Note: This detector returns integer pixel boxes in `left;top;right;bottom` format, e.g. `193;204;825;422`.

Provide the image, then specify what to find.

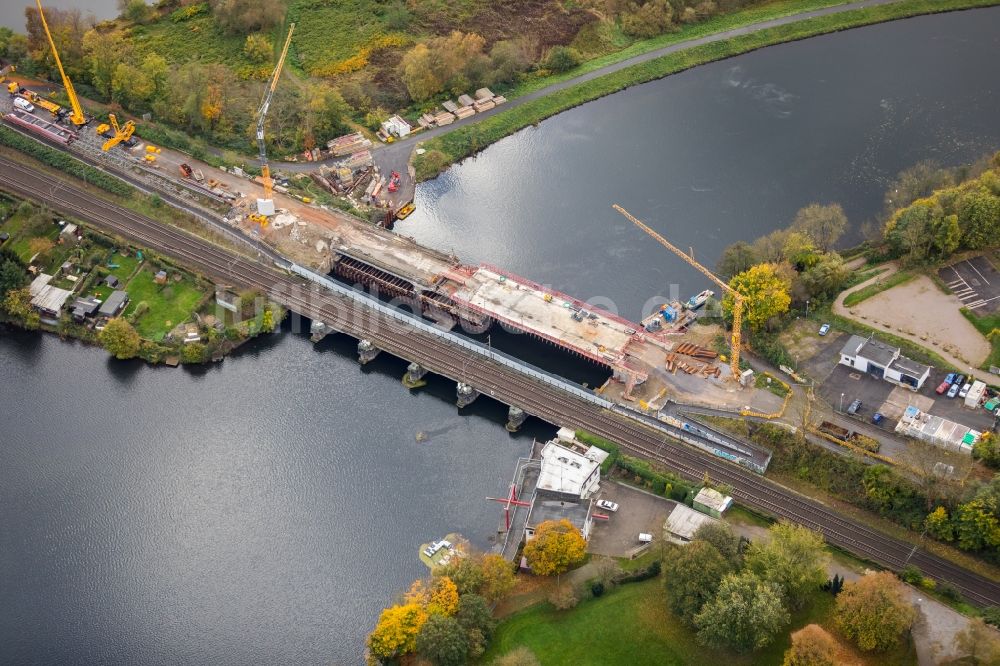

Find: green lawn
123;268;207;341
842;270;915;307
485;576;916;665
961;307;1000;370
104;250;143;282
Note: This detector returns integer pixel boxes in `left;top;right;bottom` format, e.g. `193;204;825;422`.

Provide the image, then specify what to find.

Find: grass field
842;270;915;307
483;576;915;665
123;267;207;341
961;308;1000;370
104;250;143;282
415;0;1000;181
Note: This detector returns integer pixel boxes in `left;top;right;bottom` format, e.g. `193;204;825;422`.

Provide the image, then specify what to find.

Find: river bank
412;0;1000;181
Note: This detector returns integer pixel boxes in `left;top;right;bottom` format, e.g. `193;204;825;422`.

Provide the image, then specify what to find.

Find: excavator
249;22;295;227
96;113;136;151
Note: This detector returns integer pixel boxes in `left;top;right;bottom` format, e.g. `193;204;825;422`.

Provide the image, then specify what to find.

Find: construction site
0;3;783;440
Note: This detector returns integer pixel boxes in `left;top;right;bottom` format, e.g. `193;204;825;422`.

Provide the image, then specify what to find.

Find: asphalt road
4;155;1000;606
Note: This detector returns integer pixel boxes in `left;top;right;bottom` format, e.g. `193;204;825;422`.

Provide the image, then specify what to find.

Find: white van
638;533;653;543
13;97;34;113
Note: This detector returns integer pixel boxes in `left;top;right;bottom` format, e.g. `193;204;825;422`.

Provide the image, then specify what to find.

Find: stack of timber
327;132;372;156
674;342;719;360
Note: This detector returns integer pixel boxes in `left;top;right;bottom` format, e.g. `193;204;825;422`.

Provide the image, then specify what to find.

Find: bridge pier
402;362;428;389
505;406;527;432
357;339;381;365
310;320;330;342
456;382;479;408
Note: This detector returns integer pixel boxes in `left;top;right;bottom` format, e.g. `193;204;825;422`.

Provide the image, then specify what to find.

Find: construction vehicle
1;64;16;92
253;22;295;219
388;170;400;193
613;204;745;381
34;0;87;126
99;113;135;151
16;89;65;120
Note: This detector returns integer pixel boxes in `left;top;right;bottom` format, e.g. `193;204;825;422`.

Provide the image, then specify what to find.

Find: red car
936;380;951;394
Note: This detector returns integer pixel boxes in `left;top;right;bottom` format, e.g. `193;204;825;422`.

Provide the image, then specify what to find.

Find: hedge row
0;125;132;197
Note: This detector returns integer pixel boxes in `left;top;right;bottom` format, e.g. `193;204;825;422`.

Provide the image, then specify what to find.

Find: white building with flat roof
664;503;718;543
536;431;608;500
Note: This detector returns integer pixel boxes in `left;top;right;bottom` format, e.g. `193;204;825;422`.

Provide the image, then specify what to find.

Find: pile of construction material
327;132;372;157
665;342;721;378
416;88;509;129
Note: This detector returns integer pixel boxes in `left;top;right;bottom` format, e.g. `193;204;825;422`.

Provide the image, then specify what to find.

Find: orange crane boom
35;0;86;126
613;204;744;380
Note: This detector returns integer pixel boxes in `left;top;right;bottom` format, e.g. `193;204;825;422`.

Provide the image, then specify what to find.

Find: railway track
4;156;1000;606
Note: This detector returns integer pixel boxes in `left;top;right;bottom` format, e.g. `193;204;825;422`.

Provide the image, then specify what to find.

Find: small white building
692;487;733;518
839;334;931;391
536;428;609;499
965;380;988;409
381;115;411;138
664;503;718;543
895;406;979;453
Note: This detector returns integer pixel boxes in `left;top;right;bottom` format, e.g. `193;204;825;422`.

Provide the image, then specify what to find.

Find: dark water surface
406;8;1000;320
3;7;1000;665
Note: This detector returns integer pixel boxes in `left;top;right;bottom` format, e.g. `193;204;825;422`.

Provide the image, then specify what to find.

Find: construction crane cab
613;204;745;381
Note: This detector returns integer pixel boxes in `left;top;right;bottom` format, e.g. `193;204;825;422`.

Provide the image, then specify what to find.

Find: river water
407;8;1000;319
3;7;1000;666
0;0;119;31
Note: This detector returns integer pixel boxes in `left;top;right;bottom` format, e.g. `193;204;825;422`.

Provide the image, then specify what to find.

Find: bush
899;564;923;586
0;127;131;197
614;560;660;585
542;46;581;73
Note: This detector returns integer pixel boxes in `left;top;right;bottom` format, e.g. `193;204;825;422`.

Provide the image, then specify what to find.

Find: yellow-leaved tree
523;519;586;578
366;602;427;661
427;575;459;616
722;262;792;331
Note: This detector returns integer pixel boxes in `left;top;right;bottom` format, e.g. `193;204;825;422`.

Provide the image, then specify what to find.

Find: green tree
835;572;915;652
791;203;848;251
542;46;581;73
694;572;789;652
181;342;206;364
400;43;441;101
745;522;828;609
488;39;533;87
82;28;131;98
959;189;1000;250
934;213;961;257
415;614;469;666
692;521;742;567
456;593;494;659
243;33;272;63
523;519;586;577
783;623;838;666
716;241;758;281
975;432;1000;470
479;553;516;603
99;317;141;359
438;556;485;596
883;197;941;263
663;540;732;622
0;246;28;298
954;494;1000;552
723;263;791;331
800;252;849;300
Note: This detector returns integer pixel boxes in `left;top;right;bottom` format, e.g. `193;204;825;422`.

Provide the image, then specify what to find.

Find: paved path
833;264;995;384
275;0;906;181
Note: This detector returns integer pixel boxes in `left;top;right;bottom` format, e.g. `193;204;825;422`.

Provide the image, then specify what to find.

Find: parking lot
940;256;1000;314
587;481;676;558
819;363;995;434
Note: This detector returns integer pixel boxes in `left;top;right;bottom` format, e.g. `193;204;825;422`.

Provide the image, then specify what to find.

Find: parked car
955;374;967;388
945;373;957;385
960;383;972;399
872;412;884;425
638;533;653;543
947;383;961;398
847;399;862;415
12;97;34;113
936;380;951;395
596;499;619;512
818;323;830;336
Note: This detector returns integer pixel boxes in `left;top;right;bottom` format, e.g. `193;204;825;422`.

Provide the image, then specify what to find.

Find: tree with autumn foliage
722;263;791;331
835;571;915;652
523;519;587;578
366;602;428;661
783;623;839;666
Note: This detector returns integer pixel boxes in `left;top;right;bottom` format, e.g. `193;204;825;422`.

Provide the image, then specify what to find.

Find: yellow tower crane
35;0;86;126
251;22;295;223
613;204;745;381
98;114;136;151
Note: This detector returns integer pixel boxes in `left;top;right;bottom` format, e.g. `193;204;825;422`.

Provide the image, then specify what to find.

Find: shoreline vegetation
413;0;1000;181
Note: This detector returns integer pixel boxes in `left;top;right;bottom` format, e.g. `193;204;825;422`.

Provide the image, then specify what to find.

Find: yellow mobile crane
613;204;745;381
250;23;295;225
34;0;86;126
97;113;135;151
